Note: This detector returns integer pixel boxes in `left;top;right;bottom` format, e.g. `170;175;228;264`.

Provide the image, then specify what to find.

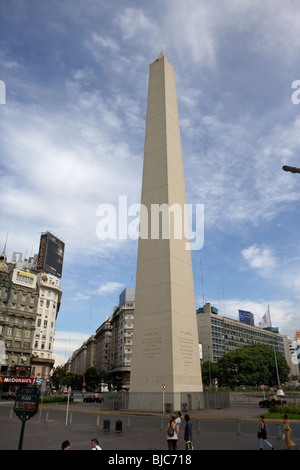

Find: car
1;392;16;400
259;396;287;408
83;394;103;403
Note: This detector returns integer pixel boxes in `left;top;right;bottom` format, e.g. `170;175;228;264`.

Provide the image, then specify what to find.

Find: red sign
161;384;166;390
0;376;35;385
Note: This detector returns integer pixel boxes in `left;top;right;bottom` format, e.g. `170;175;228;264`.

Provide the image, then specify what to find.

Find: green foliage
51;366;112;391
270;403;300;416
40;395;73;404
204;344;290;389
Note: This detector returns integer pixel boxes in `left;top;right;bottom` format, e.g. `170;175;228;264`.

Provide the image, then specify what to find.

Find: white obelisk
129;53;202;411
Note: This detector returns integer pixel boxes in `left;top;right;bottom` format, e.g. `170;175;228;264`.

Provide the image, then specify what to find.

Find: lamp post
282;165;300;174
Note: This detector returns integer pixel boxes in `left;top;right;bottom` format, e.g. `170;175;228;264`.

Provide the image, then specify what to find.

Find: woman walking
258;415;274;450
283;414;298;450
165;415;178;451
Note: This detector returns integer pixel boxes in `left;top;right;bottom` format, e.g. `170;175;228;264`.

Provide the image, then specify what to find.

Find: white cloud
52;331;91;365
116;7;159;41
96;282;125;295
241;244;277;273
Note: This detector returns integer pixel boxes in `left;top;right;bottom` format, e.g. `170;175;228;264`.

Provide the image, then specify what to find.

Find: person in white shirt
175;412;182;450
91;438;102;450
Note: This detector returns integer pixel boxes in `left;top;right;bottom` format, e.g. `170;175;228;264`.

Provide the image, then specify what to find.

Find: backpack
167;423;175;437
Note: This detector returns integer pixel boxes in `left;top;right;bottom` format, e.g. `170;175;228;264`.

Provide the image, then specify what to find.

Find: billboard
238;309;254;326
37;232;65;278
12;269;37;289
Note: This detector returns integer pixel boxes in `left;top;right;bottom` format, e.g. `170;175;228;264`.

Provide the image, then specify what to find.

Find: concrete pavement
0;399;299;453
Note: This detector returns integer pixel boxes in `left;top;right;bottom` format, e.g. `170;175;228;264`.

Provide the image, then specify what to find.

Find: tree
51;366;71;390
84;367;101;390
201;361;219;387
216;344;290;388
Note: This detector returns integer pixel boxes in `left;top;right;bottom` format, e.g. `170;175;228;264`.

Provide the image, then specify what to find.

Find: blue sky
1;0;300;365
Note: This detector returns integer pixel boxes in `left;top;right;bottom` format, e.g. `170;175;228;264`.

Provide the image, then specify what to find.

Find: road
0;397;299;452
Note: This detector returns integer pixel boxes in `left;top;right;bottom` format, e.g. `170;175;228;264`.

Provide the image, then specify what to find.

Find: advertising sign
238;309;254;326
0;376;35;385
14;385;40;419
37;232;65;278
12;269;37;289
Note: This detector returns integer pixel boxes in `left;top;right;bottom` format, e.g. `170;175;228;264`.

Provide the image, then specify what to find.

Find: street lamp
282;165;300;174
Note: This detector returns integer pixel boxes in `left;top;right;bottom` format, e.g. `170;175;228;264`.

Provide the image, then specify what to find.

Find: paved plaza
0;398;299;456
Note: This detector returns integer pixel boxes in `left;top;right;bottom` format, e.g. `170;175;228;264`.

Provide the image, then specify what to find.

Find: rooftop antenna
3;231;9;252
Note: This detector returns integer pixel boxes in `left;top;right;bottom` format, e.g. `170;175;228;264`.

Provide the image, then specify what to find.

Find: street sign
161;385;166;413
14;385;40;420
14;385;40;450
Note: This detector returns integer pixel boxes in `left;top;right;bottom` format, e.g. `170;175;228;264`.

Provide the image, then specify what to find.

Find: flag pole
268;306;281;390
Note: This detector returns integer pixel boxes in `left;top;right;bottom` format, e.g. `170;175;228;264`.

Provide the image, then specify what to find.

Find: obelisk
129;53;202;412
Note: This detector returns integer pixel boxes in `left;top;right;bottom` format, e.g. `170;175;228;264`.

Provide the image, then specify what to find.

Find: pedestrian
61;440;70;450
184;414;193;446
175;412;181;450
282;414;298;450
257;415;274;450
91;438;102;450
165;414;178;451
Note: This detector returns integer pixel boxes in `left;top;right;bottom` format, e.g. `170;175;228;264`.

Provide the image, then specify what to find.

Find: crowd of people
60;412;298;450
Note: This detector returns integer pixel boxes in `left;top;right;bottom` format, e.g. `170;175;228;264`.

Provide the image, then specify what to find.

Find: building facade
0;232;64;387
197;303;286;363
65;289;135;389
11;251;63;380
94;316;112;372
110;288;135;388
68;335;95;375
0;253;38;375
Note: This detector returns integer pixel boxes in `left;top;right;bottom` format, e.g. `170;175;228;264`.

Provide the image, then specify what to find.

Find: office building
110;288;134;388
197;303;285;363
94;316;112;372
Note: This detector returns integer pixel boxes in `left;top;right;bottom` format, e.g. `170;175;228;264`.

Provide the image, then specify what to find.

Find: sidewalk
1;400;298;452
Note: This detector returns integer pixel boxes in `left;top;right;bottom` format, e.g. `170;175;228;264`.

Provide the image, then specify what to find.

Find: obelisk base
128;391;204;413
